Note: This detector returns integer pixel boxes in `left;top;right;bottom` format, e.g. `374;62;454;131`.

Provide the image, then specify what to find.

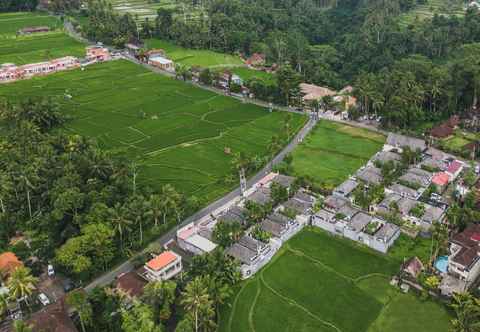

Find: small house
403;256;424;278
144;251;182;281
333;179;359;199
432;172;450;193
384;133;426;153
355;166;383;185
18;26;50;35
148;55;175;72
177;223;217;255
115;271;147;299
245;53;266;67
446;160;464;180
86;45;111;62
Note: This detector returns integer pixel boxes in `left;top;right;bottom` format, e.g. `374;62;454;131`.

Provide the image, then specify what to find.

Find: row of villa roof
0;45;112;84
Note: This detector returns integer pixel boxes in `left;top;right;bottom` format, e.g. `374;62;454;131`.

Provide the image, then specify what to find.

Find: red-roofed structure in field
116;271;147;298
144;251;182;281
245;53;266;67
86;45;112;62
430;115;460;139
446;224;480;291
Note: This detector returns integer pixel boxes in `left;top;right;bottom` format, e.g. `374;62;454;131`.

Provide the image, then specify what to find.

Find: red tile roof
431;124;453;138
447;160;463;174
450;224;480;268
116;272;146;298
432;172;450;186
146;251;178;271
0;252;23;275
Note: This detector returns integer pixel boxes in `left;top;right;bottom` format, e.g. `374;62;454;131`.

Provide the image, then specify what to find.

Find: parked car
38;293;50;306
47;264;55;277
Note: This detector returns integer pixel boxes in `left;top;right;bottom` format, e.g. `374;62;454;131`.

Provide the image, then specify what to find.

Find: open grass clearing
0;12;85;65
145;39;243;68
398;0;466;26
219;228;452;332
290;120;385;188
0;60;305;205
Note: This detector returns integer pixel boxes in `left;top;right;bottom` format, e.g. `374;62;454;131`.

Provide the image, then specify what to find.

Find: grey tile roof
372;151;402;164
324;195;349;211
399;168;432;187
283;197;311;214
387;133;426;151
422;204;445;224
238;235;267;252
388;184;418;199
315;209;335;222
397;197;418;215
349;212;373;232
226;243;258;265
247;187;271;206
338;204;360;219
374;223;400;241
356;166;383;185
293;190;316;204
272;174;296;188
267;213;292;226
260;219;287;237
334;179;358;197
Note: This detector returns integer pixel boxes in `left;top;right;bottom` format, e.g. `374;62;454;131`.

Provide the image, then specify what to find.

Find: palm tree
0;293;9;319
204;276;232;316
142;280;177;322
0;171;13;214
7;267;38;306
159;184;181;225
110;203;133;251
12;320;32;332
181;277;214;332
147;194;163;227
66;290;92;332
267;135;281;169
450;292;480;332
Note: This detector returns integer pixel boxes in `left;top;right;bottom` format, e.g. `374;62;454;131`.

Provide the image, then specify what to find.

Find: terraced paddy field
290;121;385;188
219;228;452;332
0;12;85;65
109;0;204;24
398;0;466;26
0;60;305;204
145;39;244;68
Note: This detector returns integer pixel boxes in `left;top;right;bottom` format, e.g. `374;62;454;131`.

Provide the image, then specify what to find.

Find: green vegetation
0;12;85;65
0;60;305;205
290;121;385;188
230;67;275;84
399;0;466;26
219;228;452;332
145;39;243;68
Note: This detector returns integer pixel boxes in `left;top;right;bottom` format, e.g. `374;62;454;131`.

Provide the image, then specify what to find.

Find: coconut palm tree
159;184;181;225
181;277;214;332
66;290;92;332
110;203;133;251
450;292;480;332
7;267;38;306
267;135;281;169
147;194;163;227
0;293;9;319
12;320;32;332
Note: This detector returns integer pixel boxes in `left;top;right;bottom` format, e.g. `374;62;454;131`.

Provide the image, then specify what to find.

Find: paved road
85;116;317;292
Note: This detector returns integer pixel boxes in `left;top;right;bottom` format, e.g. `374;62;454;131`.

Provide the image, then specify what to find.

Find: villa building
148;55;175;72
143;251;182;281
447;224;480;287
177;223;217;255
86;45;112;62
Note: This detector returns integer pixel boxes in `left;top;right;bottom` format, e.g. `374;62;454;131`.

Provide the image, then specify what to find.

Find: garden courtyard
0;12;85;65
0;60;305;205
219;228;452;332
290;120;385;189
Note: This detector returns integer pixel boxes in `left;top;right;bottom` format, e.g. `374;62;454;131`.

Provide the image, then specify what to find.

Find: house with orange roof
432;172;450;193
143;251;182;281
0;252;23;278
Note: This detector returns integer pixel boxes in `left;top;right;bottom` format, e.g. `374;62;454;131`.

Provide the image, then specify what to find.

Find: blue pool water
435;256;448;273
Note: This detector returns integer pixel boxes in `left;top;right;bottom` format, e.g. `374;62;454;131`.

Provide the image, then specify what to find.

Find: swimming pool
435;256;448;273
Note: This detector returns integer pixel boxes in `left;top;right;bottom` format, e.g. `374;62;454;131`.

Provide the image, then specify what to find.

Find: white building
144;251;182;281
177;223;217;255
148;55;174;72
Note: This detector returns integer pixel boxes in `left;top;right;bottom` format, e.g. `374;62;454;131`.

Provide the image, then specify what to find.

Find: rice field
0;12;85;65
0;60;305;205
290;121;385;189
399;0;466;26
218;228;452;332
145;39;243;68
108;0;204;24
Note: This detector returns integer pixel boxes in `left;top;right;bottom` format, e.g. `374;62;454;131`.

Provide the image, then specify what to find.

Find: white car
475;165;480;174
47;264;55;277
38;293;50;306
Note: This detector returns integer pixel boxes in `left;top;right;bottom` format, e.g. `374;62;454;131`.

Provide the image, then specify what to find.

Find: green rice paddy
0;12;85;65
398;0;466;27
219;228;452;332
145;39;243;68
0;60;305;205
290;121;385;188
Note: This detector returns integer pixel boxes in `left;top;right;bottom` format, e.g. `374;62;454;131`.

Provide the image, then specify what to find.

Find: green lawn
145;39;243;68
0;60;305;205
219;228;452;332
0;12;85;65
290;120;385;188
230;67;275;84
